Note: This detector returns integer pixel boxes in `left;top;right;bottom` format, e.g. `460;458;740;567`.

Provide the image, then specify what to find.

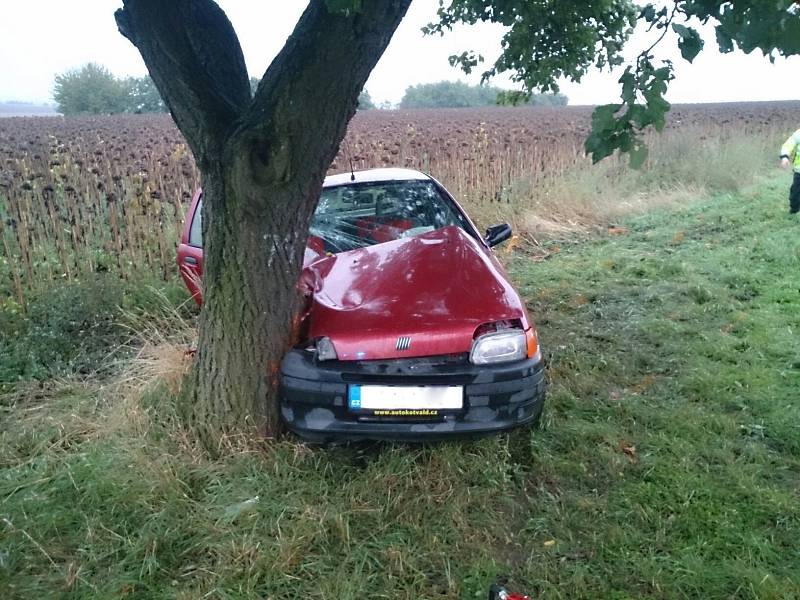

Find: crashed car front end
178;168;546;442
280;348;545;442
282;183;546;441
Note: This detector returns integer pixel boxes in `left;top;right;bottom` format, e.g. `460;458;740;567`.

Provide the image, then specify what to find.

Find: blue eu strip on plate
348;385;362;410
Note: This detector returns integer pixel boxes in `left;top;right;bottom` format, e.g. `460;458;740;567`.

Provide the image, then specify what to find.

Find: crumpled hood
301;226;529;361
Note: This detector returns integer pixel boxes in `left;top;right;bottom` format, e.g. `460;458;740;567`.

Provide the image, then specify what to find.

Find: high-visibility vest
780;129;800;172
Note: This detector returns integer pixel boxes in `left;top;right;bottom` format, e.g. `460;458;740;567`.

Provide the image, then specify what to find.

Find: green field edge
1;176;799;599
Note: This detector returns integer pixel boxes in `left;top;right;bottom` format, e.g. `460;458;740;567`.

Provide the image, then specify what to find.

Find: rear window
187;180;469;252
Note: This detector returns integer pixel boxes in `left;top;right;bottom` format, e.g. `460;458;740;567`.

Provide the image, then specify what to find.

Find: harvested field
1;101;799;301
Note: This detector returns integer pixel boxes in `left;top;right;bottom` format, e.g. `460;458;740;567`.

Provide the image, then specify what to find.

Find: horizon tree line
54;63;569;115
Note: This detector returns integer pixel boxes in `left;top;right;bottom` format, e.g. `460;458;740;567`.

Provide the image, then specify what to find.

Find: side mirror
484;223;512;247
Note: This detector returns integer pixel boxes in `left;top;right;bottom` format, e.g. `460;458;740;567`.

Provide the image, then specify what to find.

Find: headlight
316;336;338;361
470;330;527;365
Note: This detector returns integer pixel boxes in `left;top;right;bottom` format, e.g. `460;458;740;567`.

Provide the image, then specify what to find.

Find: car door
177;189;204;304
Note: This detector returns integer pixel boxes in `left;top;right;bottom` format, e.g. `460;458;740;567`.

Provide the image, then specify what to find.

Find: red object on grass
489;584;531;600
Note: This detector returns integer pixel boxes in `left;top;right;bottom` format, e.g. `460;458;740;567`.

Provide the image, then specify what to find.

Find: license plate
348;384;463;411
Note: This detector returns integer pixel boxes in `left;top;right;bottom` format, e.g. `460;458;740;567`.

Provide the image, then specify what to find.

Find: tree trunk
116;0;411;446
183;144;319;443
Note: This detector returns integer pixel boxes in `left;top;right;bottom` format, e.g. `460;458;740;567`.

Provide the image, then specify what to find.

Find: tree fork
116;0;411;445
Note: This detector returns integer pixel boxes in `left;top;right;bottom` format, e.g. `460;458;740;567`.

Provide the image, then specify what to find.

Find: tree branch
238;0;412;187
115;0;250;167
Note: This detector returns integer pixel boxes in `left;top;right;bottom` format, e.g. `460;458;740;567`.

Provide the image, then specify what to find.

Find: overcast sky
1;1;798;106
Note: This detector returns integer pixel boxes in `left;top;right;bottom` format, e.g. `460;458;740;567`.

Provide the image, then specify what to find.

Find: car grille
336;353;472;384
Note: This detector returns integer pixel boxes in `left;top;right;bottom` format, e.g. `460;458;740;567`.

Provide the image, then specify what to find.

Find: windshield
188;179;471;253
310;180;469;253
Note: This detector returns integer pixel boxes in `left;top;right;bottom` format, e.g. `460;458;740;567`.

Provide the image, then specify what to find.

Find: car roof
322;168;431;189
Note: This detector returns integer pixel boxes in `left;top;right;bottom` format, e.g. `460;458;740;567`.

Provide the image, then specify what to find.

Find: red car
178;168;545;441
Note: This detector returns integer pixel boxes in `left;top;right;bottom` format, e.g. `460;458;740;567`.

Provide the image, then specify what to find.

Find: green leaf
625;104;648;129
715;27;734;53
585;131;615;163
586;104;625;163
592;104;622;132
448;51;482;75
618;132;634;153
672;23;704;63
639;4;657;22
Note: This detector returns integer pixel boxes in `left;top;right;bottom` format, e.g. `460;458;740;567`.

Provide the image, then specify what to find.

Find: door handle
183;256;198;265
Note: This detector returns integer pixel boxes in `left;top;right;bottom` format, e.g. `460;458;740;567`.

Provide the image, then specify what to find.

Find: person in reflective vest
779;129;800;214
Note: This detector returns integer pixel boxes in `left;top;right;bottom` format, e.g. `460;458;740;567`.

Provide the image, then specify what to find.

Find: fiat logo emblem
395;336;411;351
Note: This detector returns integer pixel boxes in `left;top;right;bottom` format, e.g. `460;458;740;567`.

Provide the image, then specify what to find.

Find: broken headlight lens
316;336;338;361
470;330;527;365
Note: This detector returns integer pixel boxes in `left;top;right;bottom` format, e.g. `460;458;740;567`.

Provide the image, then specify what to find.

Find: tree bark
116;0;411;446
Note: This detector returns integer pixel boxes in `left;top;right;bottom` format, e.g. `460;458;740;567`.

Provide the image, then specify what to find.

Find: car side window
189;198;203;247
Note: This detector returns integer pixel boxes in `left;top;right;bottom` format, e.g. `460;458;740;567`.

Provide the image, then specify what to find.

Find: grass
484;126;783;241
0;274;193;387
1;176;799;599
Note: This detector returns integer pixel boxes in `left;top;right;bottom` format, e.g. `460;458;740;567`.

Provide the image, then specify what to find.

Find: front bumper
279;350;546;442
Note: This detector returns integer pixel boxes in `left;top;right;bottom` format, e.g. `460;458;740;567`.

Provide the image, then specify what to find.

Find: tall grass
0;273;193;389
472;125;784;240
